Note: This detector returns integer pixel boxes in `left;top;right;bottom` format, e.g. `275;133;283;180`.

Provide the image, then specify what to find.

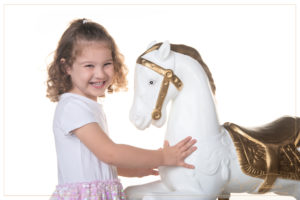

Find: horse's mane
138;43;216;95
170;44;216;95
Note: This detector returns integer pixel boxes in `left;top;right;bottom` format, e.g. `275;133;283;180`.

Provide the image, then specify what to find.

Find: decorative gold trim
137;43;216;95
136;47;183;120
138;58;183;90
224;116;300;193
295;129;300;147
152;76;169;120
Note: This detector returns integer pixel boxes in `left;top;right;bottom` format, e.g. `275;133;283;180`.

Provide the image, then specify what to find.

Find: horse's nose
129;109;144;128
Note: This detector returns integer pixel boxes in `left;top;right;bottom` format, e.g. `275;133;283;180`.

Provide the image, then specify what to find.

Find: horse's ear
147;41;157;49
158;40;171;60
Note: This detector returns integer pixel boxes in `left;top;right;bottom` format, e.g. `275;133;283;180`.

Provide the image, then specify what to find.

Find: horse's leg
125;180;219;200
125;180;171;200
218;193;230;200
142;192;218;200
294;189;300;200
295;182;300;200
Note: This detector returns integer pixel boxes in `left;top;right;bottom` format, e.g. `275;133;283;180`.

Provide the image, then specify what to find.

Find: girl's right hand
162;136;197;169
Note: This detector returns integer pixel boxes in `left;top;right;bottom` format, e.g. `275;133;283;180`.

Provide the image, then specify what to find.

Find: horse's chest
159;166;199;191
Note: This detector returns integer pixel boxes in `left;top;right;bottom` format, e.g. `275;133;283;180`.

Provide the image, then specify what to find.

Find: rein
136;45;183;120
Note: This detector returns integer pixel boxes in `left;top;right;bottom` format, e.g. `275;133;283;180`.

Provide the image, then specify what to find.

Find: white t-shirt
53;93;118;185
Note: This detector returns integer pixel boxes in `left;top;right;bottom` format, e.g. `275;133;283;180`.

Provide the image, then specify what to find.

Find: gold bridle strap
136;57;183;120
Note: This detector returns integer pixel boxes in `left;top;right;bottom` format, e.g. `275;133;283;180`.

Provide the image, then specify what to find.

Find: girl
47;18;197;200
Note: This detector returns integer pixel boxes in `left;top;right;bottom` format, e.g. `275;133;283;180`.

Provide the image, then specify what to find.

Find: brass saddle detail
223;116;300;193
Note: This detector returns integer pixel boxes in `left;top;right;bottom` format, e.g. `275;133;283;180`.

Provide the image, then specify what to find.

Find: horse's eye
149;80;155;85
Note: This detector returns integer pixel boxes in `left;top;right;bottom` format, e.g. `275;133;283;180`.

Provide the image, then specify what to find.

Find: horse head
129;41;182;130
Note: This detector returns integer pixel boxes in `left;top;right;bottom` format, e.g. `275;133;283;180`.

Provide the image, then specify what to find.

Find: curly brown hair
46;18;128;102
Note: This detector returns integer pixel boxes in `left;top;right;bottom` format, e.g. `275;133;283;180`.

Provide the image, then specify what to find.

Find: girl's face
66;41;115;101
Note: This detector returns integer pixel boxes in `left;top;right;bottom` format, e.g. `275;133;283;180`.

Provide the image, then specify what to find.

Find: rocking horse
125;41;300;200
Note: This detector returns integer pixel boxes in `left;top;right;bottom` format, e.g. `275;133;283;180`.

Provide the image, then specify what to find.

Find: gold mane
170;44;216;95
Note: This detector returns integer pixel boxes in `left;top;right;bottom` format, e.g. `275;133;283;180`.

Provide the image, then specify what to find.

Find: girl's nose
94;66;106;79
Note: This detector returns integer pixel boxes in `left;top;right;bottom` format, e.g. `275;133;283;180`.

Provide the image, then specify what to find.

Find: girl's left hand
134;168;159;177
162;136;197;169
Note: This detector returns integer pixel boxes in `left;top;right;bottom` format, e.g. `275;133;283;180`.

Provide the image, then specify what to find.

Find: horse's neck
166;56;221;143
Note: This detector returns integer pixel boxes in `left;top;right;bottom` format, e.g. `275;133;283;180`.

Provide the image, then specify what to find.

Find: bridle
136;44;183;120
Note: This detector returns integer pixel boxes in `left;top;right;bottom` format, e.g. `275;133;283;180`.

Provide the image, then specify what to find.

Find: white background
0;0;299;200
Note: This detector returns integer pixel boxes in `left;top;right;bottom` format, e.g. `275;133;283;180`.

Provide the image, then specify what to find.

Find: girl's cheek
110;69;116;81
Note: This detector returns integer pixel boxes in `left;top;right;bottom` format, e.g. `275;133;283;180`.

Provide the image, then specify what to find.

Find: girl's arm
117;167;159;177
73;122;197;169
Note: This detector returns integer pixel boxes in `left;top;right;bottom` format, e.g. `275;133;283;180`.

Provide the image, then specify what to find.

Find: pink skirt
50;179;126;200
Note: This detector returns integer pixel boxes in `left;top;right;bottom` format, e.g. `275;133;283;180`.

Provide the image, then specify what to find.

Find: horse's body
126;41;300;200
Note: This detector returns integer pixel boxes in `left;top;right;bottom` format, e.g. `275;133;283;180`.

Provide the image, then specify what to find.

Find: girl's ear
65;66;71;75
61;58;71;75
158;40;171;60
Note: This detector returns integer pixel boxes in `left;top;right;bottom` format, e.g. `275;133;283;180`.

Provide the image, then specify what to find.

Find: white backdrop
1;1;299;200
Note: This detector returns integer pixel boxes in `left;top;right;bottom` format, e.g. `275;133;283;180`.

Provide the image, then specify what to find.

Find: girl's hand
117;167;159;178
162;136;197;169
133;168;159;178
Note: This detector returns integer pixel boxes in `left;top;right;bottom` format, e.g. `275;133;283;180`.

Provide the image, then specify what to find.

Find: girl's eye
85;64;94;68
104;62;113;67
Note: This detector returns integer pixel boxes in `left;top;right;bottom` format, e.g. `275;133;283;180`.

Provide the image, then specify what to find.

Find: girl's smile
89;81;106;89
66;41;115;101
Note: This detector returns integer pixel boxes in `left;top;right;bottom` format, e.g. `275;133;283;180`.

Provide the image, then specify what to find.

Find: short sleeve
59;99;97;135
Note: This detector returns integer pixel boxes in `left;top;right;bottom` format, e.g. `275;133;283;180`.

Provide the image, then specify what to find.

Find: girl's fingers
176;136;192;148
163;140;170;148
180;139;197;152
180;146;197;169
150;169;159;176
182;146;197;157
163;137;197;169
181;162;195;169
180;146;197;159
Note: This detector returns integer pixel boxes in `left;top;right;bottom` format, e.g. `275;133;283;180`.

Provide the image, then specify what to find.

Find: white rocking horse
125;41;300;200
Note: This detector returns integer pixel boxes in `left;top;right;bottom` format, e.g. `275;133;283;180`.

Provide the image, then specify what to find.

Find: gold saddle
224;116;300;193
